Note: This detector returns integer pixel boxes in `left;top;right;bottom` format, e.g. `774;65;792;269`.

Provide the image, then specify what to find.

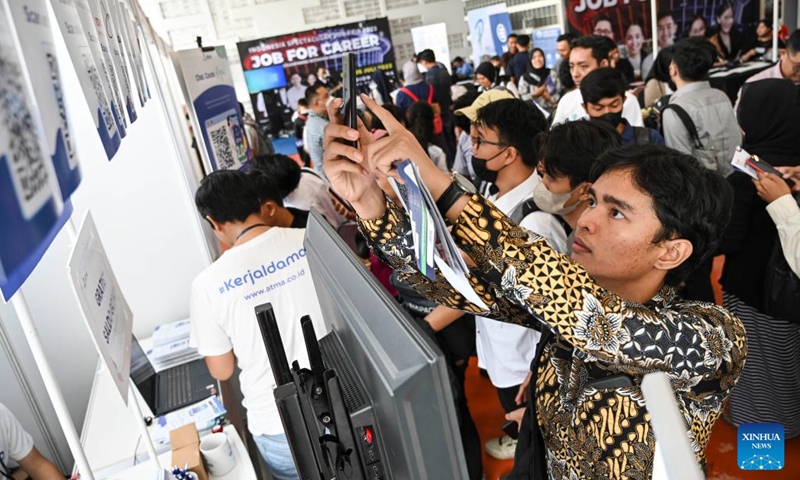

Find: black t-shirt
288;207;309;228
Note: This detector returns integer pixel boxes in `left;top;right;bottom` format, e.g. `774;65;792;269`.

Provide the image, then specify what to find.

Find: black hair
716;1;733;18
539;120;621;188
757;18;772;30
589;145;733;286
508;33;518;40
594;15;614;31
580;67;627;104
249;153;302;202
195;170;261;225
557;33;577;43
517;34;531;48
304;84;325;104
453;56;464;63
238;102;245;116
657;11;674;23
297;98;308;108
600;36;618;54
558;58;575;91
689;14;709;35
646;45;676;85
788;29;800;54
452;91;481;132
570;35;611;63
407;101;436;148
476;99;547;168
371;104;406;131
672;37;716;81
417;49;436;63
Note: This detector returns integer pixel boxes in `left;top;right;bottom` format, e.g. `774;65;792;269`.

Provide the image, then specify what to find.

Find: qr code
208;122;235;170
86;57;115;135
0;47;51;219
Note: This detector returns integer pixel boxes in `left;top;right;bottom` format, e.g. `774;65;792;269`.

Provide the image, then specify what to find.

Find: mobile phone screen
341;52;357;147
747;156;795;187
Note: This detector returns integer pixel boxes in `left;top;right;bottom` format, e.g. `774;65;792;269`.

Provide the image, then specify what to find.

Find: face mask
532;181;582;215
471;148;508;185
596;111;623;128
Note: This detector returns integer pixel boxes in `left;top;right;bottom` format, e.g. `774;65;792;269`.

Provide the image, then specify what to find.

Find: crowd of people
190;25;800;480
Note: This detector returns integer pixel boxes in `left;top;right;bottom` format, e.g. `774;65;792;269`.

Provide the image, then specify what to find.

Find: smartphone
501;420;519;440
747;155;795;188
341;52;358;148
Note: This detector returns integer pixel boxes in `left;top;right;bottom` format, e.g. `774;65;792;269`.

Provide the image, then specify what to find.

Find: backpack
399;86;444;135
661;103;731;175
643;94;672;134
509;198;572;237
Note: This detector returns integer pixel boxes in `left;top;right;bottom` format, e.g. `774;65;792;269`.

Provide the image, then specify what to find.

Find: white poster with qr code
0;3;65;300
177;46;252;171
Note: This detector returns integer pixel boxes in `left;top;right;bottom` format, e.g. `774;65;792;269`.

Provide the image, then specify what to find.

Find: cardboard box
170;424;208;480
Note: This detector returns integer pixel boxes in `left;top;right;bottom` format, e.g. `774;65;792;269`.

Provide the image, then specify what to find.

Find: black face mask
471;148;508;189
596;111;623;128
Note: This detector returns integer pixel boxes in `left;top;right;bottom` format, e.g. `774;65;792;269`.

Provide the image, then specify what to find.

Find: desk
80;337;256;480
709;61;773;102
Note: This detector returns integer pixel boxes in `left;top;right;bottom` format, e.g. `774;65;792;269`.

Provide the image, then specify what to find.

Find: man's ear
504;145;519;166
654;238;693;273
600;59;609;67
260;200;278;219
206;215;222;231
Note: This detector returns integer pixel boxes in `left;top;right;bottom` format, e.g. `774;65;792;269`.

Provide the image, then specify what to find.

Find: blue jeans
253;433;299;480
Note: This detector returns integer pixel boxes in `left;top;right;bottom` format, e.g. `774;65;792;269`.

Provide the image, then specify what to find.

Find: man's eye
587;197;597;207
611;209;625;219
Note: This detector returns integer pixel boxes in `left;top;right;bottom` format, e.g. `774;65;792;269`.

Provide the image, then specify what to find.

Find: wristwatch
436;172;476;218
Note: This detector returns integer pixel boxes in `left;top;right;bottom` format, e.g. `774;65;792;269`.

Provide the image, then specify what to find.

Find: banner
411;23;451;74
0;5;70;301
5;0;81;201
178;46;251;171
114;0;145;107
489;12;513;59
67;212;133;402
83;0;128;132
237;18;396;131
100;0;137;123
468;4;507;66
532;27;563;68
50;0;121;159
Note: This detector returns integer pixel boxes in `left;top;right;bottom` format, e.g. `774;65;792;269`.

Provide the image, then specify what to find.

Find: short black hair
672;37;716;81
557;58;575;91
297;98;308;108
589;145;734;286
453;56;464;63
508;33;518;40
570;35;611;63
557;33;577;43
580;67;627;104
517;34;531;48
239;101;245;116
371;104;405;130
476;99;547;168
452;91;480;131
417;49;436;63
249;154;302;202
657;11;674;22
595;15;614;28
716;1;733;18
539;120;621;188
788;29;800;54
305;84;325;104
407;101;435;148
195;170;261;225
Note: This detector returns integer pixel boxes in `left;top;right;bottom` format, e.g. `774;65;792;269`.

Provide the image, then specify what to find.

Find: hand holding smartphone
747;155;795;188
341;52;358;148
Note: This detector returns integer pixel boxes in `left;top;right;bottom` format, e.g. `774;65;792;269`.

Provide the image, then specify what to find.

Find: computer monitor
304;210;469;479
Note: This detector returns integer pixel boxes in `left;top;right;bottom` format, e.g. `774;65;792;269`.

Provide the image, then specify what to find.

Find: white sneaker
485;435;517;460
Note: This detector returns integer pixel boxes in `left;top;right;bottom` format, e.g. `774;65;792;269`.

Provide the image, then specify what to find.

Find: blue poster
533;27;563;68
489;13;513;60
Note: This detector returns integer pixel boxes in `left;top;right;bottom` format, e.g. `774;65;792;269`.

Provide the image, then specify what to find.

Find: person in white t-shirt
551;35;643;127
190;170;326;480
0;403;63;479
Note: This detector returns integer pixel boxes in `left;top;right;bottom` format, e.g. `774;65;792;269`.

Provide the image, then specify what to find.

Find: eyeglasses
470;136;508;149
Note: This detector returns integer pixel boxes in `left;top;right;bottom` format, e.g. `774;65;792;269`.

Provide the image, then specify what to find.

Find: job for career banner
68;211;133;403
50;0;121;159
236;18;396;120
99;0;137;124
0;4;69;301
178;46;251;171
468;4;508;66
5;0;82;202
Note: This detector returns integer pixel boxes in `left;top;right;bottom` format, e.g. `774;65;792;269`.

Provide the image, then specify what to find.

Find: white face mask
532;181;581;215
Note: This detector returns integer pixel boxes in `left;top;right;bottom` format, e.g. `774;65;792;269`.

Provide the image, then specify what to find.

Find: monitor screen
129;336;155;406
304;211;469;479
244;66;287;93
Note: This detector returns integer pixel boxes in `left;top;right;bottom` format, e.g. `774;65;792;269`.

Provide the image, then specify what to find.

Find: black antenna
196;36;215;52
255;303;292;386
301;316;326;387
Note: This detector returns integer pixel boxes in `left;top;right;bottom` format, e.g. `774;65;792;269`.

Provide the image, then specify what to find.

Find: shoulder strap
662;104;703;149
427;85;434;103
513;198;573;237
633;127;651;145
399;87;419;102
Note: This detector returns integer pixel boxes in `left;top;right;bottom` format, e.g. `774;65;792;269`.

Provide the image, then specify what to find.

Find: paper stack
147;319;202;372
153;395;227;445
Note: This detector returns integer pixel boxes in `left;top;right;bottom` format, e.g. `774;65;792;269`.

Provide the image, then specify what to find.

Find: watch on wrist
436;172;476;218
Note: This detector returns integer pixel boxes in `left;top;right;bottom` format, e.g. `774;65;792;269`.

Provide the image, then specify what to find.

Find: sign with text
6;0;82;201
467;4;507;66
113;0;146;107
99;0;137;123
738;423;784;470
0;2;70;301
50;0;121;158
68;211;133;402
411;23;451;75
178;46;251;171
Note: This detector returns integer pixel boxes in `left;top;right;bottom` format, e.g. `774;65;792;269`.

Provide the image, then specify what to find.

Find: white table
80;337;256;480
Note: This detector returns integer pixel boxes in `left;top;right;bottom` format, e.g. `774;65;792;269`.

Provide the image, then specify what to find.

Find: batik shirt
359;194;746;480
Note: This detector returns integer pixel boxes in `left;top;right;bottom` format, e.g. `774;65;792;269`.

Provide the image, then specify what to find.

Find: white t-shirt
0;403;34;464
551;89;643;127
284;169;348;228
476;172;568;388
190;228;326;436
427;145;448;173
